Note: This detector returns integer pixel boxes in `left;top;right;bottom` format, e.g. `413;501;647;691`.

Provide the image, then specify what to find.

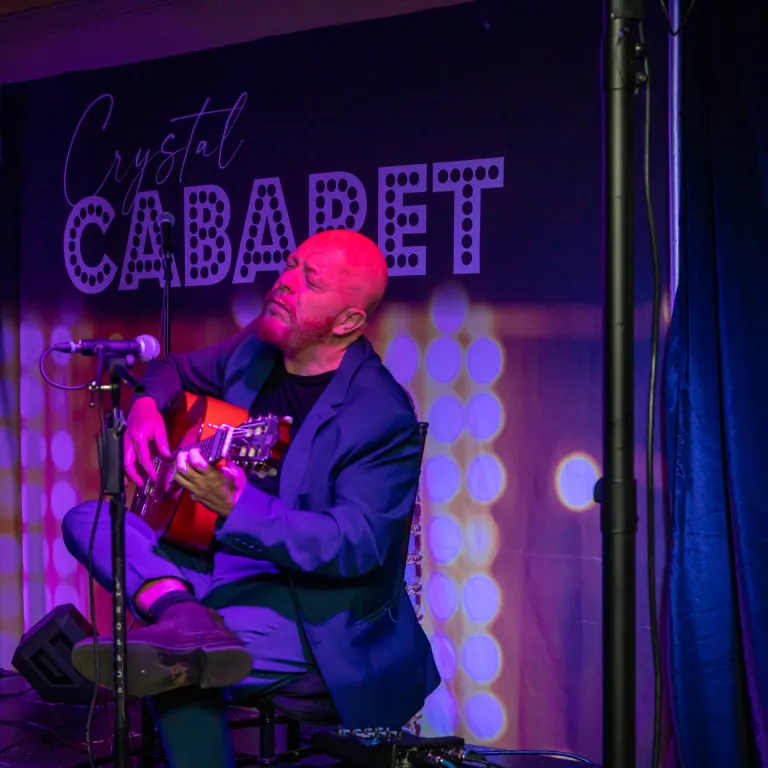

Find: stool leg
259;704;277;761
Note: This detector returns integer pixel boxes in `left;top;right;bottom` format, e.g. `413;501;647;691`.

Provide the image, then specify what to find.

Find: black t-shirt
247;357;336;497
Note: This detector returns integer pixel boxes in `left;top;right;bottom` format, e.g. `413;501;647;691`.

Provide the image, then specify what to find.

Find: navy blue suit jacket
138;326;440;728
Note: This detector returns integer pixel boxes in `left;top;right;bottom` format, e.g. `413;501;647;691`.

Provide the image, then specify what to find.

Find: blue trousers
61;501;336;767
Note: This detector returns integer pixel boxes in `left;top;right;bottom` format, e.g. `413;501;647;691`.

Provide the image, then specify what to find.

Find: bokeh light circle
426;572;458;621
24;530;44;579
465;393;503;441
465;693;506;742
50;325;73;366
0;378;17;420
466;454;505;503
425;337;462;383
21;428;47;469
464;515;498;567
1;582;22;621
0;535;21;575
19;321;44;369
430;283;469;335
428;395;464;443
50;480;77;522
425;455;461;504
0;323;15;366
19;375;44;420
430;632;457;681
466;337;503;384
21;483;46;526
462;634;501;683
0;476;16;508
54;582;82;611
463;573;501;624
51;430;75;472
53;536;77;578
424;685;459;736
385;334;420;384
428;515;462;563
0;427;18;469
556;452;599;511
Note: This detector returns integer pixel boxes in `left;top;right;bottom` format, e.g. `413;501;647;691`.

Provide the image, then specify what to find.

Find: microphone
159;211;175;257
53;334;161;362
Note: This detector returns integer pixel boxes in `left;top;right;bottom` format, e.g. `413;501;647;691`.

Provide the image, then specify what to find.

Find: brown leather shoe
71;602;252;698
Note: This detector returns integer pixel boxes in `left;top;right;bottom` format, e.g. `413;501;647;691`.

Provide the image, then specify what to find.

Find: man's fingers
124;443;143;486
188;449;208;471
175;450;189;475
135;439;156;482
153;426;172;458
174;470;194;490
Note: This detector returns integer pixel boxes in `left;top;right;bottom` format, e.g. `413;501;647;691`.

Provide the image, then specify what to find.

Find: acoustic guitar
130;392;292;553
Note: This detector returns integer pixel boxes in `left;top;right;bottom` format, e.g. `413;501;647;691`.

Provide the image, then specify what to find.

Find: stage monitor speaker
12;603;96;705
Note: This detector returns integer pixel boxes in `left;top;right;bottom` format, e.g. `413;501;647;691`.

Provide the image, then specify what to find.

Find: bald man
61;231;440;767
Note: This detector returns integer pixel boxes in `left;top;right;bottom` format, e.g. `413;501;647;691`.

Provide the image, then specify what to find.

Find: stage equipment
12;603;96;705
311;729;465;768
598;2;646;767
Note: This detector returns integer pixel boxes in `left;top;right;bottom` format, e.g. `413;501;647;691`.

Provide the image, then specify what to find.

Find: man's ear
333;307;367;337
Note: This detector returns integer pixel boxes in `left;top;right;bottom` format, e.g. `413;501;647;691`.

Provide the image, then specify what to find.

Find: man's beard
255;307;334;354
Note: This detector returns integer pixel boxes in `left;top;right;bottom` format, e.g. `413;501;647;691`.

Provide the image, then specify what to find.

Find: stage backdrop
0;2;671;763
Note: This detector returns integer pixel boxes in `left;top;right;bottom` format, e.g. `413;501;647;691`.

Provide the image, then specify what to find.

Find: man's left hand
174;448;247;518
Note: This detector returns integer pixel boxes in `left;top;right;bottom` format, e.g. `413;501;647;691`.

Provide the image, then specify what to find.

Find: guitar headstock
222;414;292;468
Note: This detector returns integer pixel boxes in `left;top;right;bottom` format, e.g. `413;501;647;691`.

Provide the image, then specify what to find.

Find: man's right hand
125;397;171;486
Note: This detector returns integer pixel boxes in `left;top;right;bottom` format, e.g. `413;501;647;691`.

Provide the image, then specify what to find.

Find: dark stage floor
0;672;592;768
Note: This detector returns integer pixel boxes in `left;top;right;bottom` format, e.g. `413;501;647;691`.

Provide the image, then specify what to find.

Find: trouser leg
61;499;211;605
149;688;235;768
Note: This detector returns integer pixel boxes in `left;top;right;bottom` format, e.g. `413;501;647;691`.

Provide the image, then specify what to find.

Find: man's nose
274;272;296;292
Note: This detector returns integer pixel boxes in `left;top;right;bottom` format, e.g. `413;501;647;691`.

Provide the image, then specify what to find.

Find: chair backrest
393;420;428;608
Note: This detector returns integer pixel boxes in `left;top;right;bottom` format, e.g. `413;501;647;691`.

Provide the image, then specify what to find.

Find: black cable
658;0;699;35
466;748;595;765
638;21;663;768
0;718;87;756
38;347;92;391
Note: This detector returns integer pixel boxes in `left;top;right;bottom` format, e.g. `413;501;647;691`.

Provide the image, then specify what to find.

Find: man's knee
61;500;101;557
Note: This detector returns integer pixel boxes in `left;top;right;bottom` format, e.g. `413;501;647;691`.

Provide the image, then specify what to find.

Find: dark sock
147;590;199;623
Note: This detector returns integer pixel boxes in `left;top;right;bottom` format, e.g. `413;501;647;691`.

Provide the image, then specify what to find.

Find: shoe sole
72;640;253;698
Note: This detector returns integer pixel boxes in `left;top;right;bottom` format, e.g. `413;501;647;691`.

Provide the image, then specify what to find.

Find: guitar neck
176;434;218;461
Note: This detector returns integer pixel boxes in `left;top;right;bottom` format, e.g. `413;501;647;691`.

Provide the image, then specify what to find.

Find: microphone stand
598;2;645;767
162;242;174;355
91;354;145;768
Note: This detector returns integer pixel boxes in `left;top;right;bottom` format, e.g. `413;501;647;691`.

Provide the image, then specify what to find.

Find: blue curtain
666;1;768;765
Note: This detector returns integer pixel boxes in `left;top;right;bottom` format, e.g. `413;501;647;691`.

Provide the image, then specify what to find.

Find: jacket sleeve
214;410;422;578
137;328;249;413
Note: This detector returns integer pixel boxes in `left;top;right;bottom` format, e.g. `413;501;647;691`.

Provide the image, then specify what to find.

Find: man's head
255;230;388;359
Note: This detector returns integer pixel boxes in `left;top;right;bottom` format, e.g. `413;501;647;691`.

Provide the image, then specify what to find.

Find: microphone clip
88;353;145;408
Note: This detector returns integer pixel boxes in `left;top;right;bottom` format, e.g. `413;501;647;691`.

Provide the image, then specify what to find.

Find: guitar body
130;393;289;554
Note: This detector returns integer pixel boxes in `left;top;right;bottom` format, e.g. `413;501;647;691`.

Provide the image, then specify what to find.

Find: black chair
140;420;429;766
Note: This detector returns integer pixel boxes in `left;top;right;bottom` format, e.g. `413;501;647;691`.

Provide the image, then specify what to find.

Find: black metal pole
163;257;172;356
600;2;644;767
159;212;176;356
97;358;131;768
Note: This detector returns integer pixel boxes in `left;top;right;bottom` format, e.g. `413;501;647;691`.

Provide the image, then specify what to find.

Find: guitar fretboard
155;433;220;472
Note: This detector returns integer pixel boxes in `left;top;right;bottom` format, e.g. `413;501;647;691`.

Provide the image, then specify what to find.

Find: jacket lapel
279;337;371;509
